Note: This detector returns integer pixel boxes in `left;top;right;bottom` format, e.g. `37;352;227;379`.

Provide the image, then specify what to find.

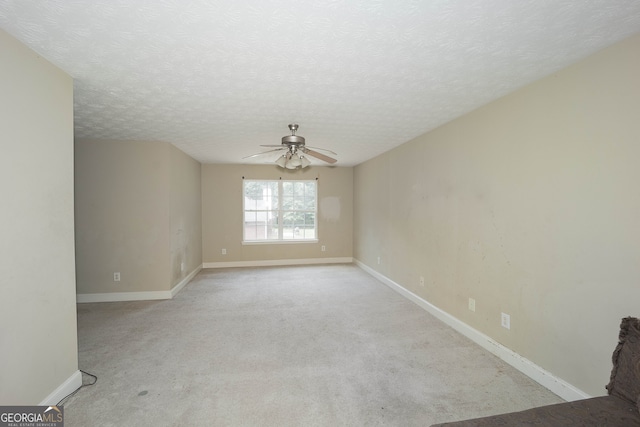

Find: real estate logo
0;406;63;427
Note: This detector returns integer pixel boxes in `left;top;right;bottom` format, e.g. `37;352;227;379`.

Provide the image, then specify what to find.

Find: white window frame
242;179;318;244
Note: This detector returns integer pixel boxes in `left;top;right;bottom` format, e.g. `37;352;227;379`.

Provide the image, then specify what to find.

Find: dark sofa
431;317;640;426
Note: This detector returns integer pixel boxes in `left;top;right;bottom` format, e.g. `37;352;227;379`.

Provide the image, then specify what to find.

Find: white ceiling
2;1;640;166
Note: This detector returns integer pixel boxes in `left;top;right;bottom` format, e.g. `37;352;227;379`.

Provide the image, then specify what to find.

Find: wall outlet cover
501;312;511;329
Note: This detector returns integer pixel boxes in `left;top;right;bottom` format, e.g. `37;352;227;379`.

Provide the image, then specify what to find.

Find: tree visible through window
243;180;317;242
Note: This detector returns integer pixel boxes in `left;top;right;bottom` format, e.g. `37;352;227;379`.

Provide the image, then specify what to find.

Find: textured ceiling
1;1;640;166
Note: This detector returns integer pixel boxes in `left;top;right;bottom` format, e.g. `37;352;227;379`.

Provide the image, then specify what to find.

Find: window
243;180;317;243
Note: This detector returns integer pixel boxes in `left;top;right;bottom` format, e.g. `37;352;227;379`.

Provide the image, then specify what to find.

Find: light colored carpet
66;264;563;426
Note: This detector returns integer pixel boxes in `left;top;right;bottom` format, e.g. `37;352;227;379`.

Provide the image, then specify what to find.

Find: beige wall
202;164;353;263
75;139;201;294
75;139;172;293
0;29;78;403
354;33;640;397
170;144;202;285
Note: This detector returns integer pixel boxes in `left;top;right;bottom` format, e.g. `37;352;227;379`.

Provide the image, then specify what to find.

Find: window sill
242;239;319;245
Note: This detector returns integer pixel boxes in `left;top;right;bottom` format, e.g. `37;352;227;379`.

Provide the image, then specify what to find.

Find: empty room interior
2;1;640;425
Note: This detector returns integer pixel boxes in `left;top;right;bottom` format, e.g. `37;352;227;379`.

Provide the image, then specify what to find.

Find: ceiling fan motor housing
282;135;305;145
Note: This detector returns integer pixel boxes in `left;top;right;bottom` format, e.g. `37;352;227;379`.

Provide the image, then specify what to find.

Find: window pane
243;211;257;240
304;194;314;209
304;212;315;226
282;181;292;196
266;182;278;209
282;195;294;211
244;181;264;200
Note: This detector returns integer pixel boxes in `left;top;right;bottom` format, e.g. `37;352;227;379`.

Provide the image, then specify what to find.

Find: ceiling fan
243;124;337;169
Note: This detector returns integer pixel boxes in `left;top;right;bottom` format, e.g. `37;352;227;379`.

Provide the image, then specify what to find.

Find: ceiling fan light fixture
286;154;302;169
300;156;311;168
275;155;287;168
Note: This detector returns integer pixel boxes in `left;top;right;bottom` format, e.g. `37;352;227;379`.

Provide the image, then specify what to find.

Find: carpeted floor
65;264;563;426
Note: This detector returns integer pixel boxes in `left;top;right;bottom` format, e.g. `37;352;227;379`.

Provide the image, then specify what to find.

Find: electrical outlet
468;298;476;312
221;248;227;255
321;245;326;252
501;312;510;329
113;272;121;282
377;256;381;265
419;276;425;287
180;262;185;272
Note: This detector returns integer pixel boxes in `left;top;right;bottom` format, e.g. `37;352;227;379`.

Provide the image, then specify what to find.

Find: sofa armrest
606;317;640;408
430;396;639;427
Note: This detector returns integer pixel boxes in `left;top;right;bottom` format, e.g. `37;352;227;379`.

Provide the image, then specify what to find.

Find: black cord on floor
57;370;98;406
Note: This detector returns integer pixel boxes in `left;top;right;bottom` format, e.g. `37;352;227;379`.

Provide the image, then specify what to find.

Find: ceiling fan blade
303;148;337;164
260;144;286;148
306;146;337;156
242;148;286;159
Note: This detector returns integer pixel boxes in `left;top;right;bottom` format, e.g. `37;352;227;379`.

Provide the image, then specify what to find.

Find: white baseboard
39;370;82;406
76;290;172;303
354;259;590;402
171;264;202;297
203;257;353;269
77;265;202;303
